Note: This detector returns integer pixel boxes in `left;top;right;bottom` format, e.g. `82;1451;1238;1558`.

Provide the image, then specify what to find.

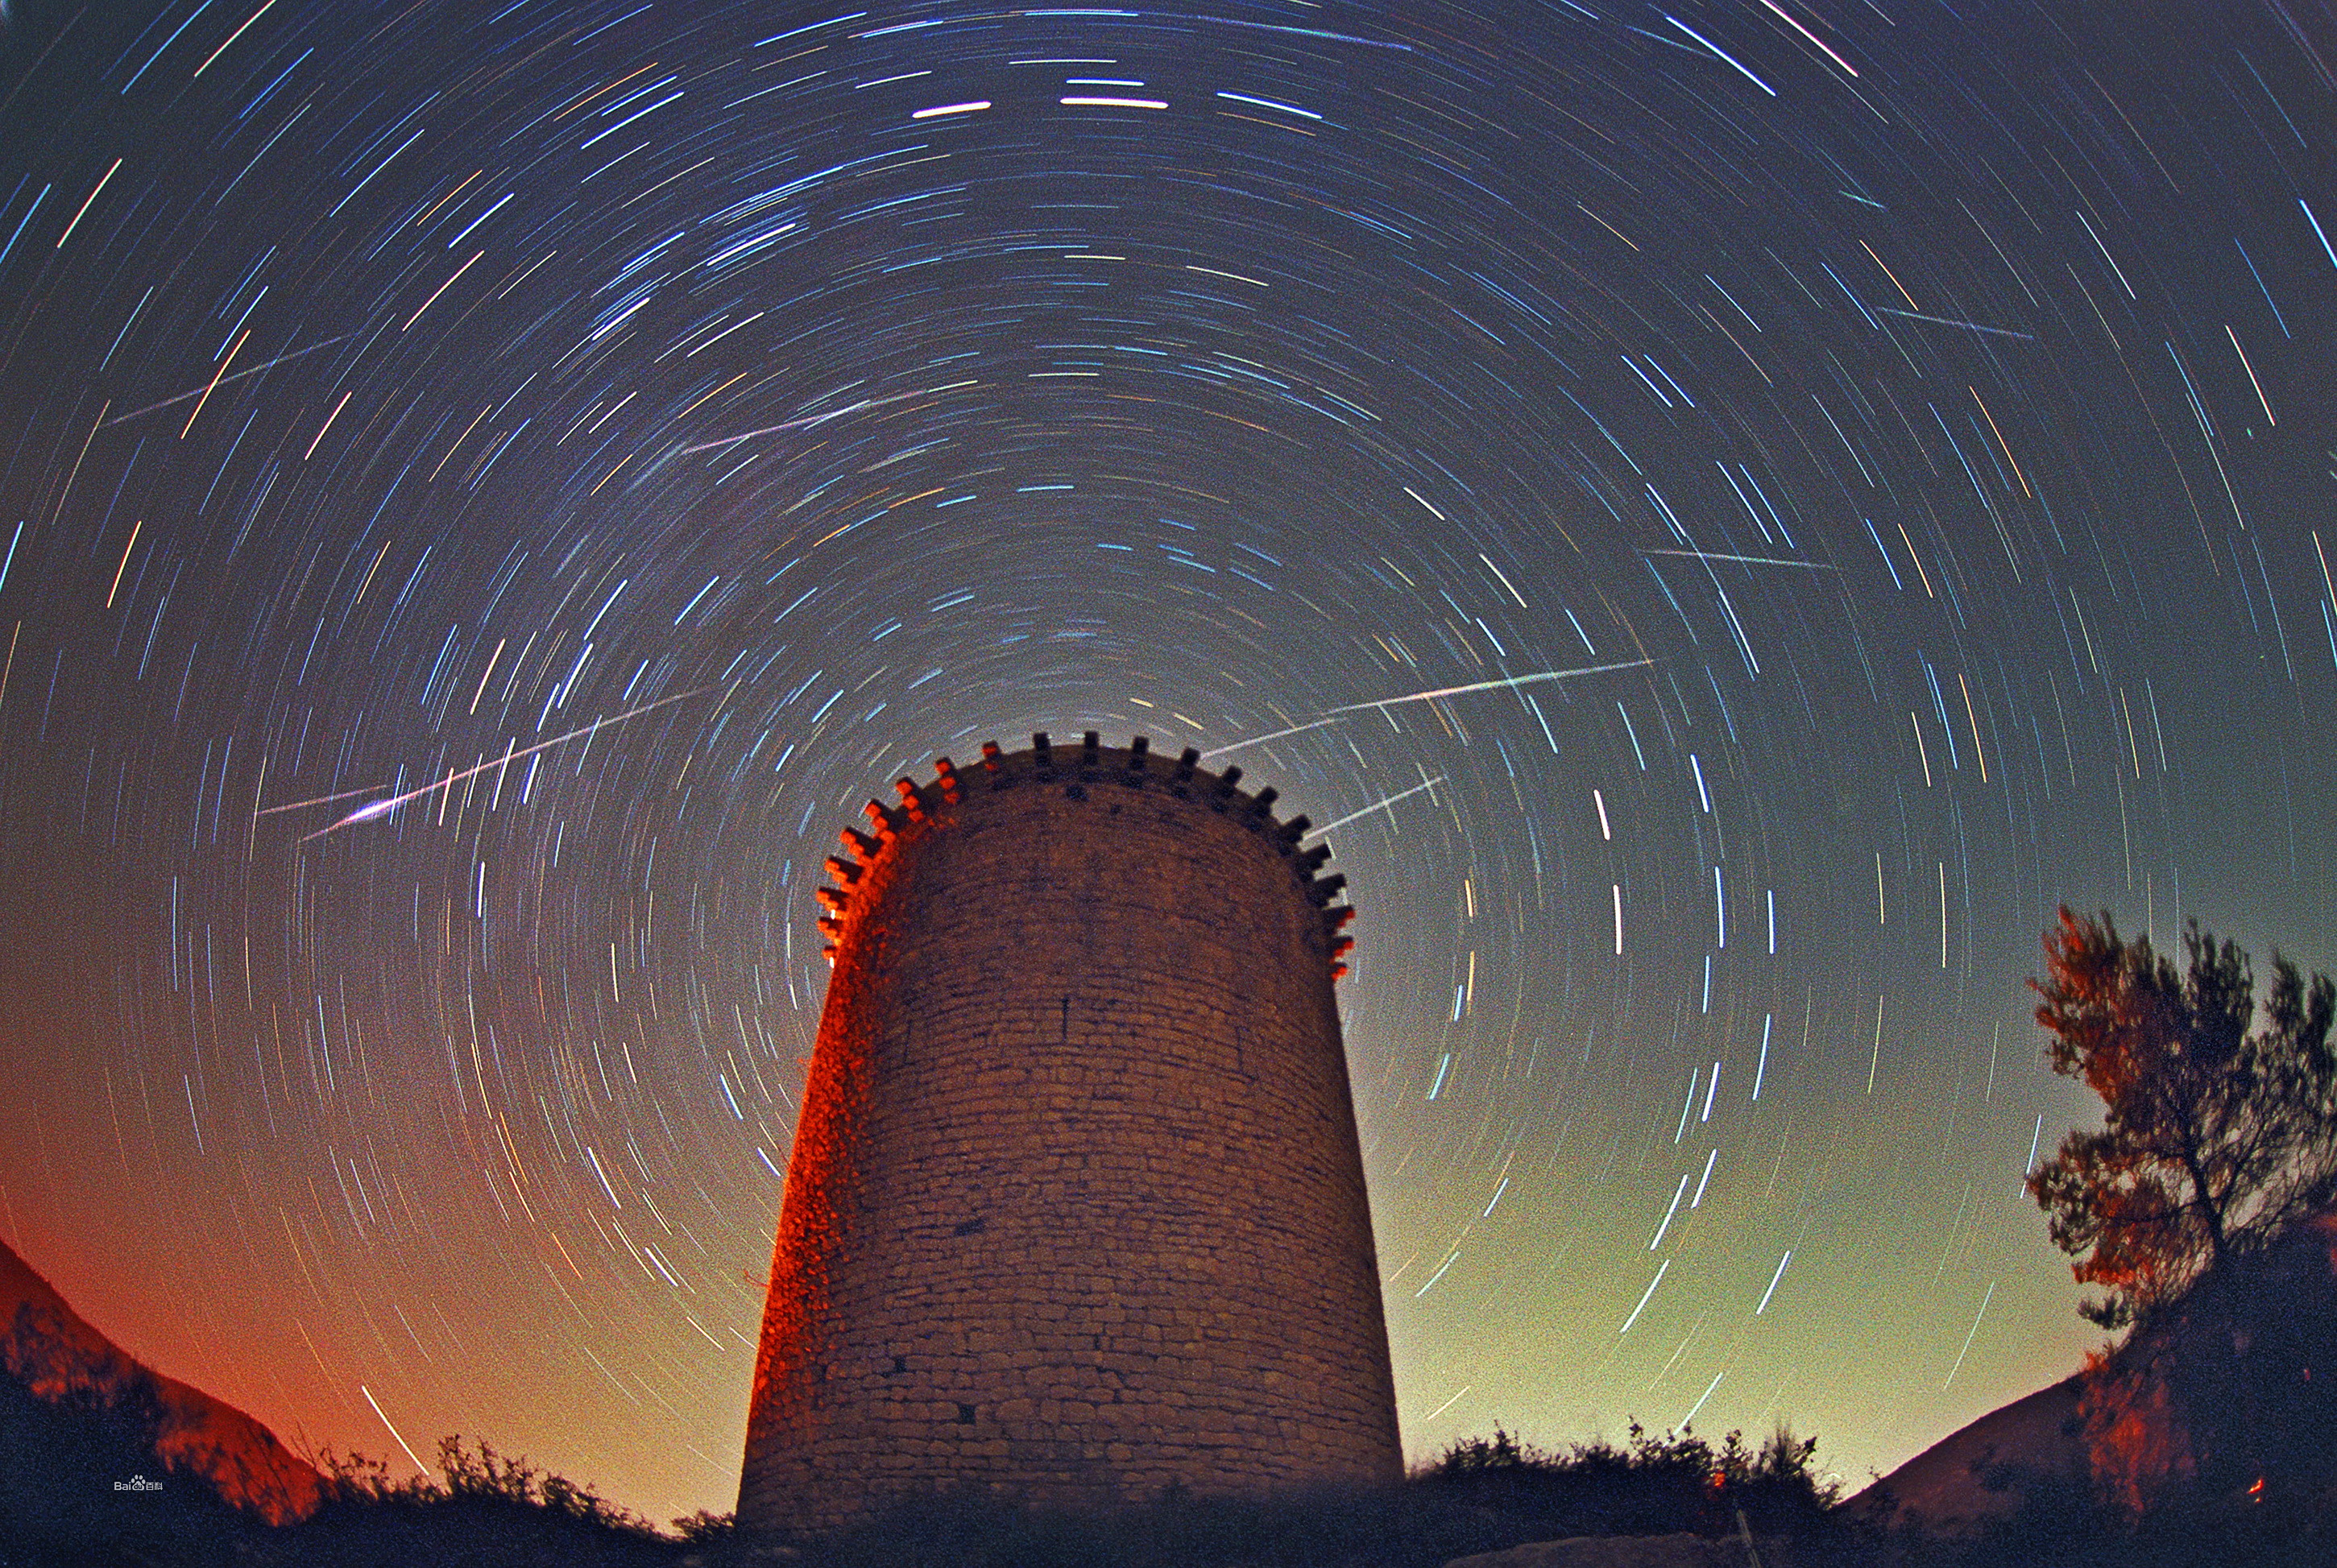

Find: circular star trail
2;0;2334;1525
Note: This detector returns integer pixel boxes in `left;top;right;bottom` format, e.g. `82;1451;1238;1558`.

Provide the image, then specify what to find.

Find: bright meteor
1200;715;1345;759
1204;661;1651;758
1304;775;1447;839
1327;660;1653;714
267;686;715;841
1638;549;1839;570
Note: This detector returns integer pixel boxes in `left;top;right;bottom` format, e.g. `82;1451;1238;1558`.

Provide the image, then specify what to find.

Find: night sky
2;0;2335;1529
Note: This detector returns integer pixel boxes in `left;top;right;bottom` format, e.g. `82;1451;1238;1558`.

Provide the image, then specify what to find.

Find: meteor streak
1204;662;1650;759
1327;660;1652;714
1639;548;1838;570
1199;715;1345;758
1873;307;2036;340
102;334;361;424
1305;775;1446;838
677;381;977;455
269;686;713;840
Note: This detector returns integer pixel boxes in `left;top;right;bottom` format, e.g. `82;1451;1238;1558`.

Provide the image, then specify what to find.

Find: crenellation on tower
740;733;1399;1530
808;736;1359;976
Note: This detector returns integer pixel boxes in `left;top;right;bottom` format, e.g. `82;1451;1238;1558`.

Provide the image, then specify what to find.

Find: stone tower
737;732;1400;1529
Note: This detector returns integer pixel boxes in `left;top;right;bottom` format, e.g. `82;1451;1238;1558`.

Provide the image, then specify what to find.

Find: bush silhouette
9;1373;1850;1568
1416;1421;1837;1542
712;1419;1842;1568
0;1325;255;1565
243;1436;673;1567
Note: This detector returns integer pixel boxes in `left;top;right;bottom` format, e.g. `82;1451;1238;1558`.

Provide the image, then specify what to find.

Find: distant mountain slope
1842;1374;2087;1536
1848;1216;2337;1539
0;1236;322;1525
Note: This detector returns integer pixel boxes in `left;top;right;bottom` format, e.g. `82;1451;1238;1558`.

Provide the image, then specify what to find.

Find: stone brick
736;738;1400;1529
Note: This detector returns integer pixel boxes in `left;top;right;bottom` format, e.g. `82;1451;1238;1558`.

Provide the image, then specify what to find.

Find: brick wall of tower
736;739;1400;1530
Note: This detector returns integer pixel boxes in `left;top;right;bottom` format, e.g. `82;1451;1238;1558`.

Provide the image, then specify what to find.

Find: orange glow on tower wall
737;733;1397;1529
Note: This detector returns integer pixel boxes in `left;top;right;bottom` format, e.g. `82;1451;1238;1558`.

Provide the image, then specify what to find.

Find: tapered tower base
737;734;1397;1530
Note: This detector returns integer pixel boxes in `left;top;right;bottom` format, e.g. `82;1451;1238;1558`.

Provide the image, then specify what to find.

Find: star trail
2;0;2334;1528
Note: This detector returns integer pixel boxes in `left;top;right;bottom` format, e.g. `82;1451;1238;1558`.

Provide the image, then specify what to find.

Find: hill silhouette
1847;1214;2337;1563
0;1236;321;1545
1846;1376;2087;1537
2074;1213;2337;1517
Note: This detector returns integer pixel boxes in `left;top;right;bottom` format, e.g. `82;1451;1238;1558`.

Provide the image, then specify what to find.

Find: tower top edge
814;730;1355;974
886;731;1311;835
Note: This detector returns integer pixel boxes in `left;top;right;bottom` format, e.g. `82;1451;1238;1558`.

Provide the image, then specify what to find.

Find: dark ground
7;1376;2330;1568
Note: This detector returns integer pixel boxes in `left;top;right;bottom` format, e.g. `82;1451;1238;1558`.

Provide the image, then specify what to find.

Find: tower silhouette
737;733;1400;1529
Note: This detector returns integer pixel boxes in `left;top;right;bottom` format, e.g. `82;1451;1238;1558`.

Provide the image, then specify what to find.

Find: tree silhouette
2027;908;2337;1329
